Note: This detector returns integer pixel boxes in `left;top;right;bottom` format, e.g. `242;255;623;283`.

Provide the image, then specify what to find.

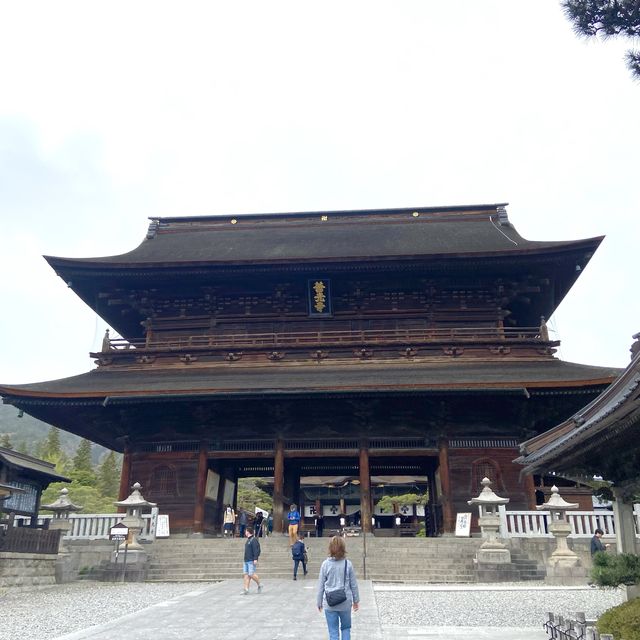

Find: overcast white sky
0;1;638;385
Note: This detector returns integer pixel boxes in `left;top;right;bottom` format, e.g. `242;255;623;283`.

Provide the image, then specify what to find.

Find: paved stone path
51;579;547;640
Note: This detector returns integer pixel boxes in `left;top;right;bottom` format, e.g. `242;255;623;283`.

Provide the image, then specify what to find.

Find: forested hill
0;401;110;463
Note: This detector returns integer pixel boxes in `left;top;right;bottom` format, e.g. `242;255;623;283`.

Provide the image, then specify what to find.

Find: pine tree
37;427;70;474
562;1;640;78
97;451;121;497
38;426;62;460
70;439;97;486
0;433;12;449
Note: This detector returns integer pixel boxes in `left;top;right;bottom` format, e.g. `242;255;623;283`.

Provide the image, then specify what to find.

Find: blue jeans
324;608;351;640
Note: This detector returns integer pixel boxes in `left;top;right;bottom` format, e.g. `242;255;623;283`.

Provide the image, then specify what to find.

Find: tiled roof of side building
0;446;70;482
0;359;621;400
42;204;604;267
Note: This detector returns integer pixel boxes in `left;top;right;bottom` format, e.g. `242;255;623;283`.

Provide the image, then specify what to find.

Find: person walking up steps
291;532;308;580
317;536;359;640
223;505;236;538
242;527;263;595
288;503;301;546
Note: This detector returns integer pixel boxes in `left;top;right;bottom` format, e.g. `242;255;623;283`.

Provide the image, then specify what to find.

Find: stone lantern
41;487;82;582
468;477;510;564
41;487;83;549
537;485;579;564
113;482;156;552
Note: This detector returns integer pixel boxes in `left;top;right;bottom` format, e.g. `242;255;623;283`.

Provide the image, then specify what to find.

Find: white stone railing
499;505;640;539
14;509;158;540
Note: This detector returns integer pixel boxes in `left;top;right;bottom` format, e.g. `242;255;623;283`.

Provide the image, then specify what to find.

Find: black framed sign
308;278;332;317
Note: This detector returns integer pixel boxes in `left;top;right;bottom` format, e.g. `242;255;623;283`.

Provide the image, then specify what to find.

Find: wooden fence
0;525;61;554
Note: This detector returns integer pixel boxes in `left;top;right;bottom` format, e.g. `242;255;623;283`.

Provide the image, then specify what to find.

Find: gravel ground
375;585;625;628
0;581;214;640
0;581;625;639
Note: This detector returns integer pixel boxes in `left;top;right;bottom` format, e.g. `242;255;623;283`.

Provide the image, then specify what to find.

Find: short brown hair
328;535;346;560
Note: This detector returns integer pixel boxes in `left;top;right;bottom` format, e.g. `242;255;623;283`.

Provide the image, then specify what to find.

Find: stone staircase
145;535;484;583
509;549;546;581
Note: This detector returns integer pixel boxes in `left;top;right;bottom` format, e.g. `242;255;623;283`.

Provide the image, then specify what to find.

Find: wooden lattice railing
105;326;546;352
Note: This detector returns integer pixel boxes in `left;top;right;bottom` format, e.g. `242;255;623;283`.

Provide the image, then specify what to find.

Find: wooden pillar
359;441;372;533
193;443;208;534
118;445;132;502
524;473;537;510
438;439;455;533
273;438;285;533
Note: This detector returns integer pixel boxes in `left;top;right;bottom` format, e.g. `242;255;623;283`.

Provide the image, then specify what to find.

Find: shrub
592;553;640;588
597;598;640;640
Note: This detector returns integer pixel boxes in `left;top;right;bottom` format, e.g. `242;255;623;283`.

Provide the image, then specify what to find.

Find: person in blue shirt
288;503;301;546
291;532;308;580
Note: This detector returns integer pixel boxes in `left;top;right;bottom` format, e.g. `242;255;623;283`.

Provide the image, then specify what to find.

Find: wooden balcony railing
106;326;546;352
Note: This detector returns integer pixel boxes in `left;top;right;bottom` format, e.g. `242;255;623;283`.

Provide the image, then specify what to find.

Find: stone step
145;537;481;583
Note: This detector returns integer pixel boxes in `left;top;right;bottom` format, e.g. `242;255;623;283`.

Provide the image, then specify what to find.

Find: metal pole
121;542;129;582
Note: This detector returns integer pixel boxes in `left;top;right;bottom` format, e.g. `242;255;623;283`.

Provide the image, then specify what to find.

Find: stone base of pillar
622;584;640;602
475;561;519;582
100;549;149;582
54;553;75;584
545;558;588;586
477;546;512;564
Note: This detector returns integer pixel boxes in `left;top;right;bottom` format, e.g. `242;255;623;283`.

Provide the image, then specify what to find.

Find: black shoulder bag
325;559;348;606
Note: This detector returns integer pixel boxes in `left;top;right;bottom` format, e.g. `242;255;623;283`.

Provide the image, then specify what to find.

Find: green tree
69;438;97;486
376;492;428;514
237;478;273;512
40;482;118;514
97;451;121;497
36;427;70;474
562;1;640;78
0;433;12;449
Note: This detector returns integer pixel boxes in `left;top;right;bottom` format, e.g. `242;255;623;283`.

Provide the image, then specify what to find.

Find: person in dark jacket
590;528;610;556
242;527;263;595
291;532;308;580
254;511;265;537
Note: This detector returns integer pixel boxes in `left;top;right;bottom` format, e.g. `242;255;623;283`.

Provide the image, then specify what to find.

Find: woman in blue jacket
316;536;360;640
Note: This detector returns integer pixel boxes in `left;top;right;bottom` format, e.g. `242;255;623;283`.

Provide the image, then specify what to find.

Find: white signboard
455;512;472;537
305;505;319;517
222;480;235;507
205;470;220;501
109;523;129;541
399;504;414;516
416;504;425;517
156;514;170;538
321;504;360;516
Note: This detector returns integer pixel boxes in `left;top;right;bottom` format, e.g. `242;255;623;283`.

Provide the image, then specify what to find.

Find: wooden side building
0;204;620;534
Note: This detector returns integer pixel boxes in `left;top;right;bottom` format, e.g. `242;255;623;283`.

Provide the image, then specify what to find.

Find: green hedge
597;598;640;640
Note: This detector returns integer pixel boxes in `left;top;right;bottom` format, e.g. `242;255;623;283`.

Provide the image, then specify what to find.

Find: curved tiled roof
44;205;603;268
0;359;620;400
516;346;640;478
